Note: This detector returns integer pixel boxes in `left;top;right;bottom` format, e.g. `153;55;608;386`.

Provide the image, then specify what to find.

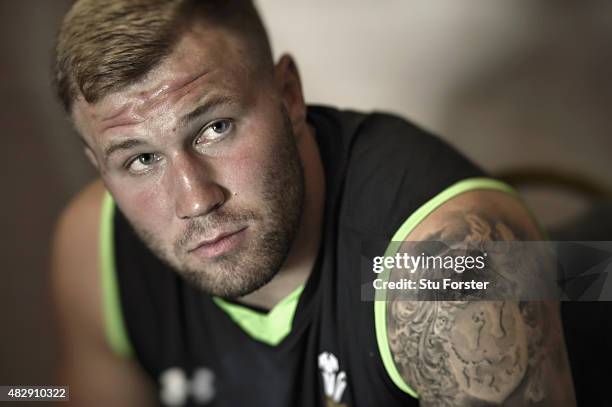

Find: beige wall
258;0;612;224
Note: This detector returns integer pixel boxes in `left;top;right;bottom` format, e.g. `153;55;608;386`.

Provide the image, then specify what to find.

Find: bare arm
386;190;576;406
51;179;157;406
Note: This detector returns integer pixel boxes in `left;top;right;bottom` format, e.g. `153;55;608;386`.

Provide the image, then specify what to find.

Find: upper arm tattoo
386;209;576;406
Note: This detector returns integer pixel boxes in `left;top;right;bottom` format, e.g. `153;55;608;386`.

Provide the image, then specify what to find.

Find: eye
127;152;162;174
195;119;233;145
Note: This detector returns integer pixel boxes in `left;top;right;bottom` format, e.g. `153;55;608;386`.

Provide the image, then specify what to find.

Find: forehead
72;24;254;142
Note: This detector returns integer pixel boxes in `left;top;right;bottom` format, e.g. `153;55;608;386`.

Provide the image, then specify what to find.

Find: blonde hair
54;0;272;112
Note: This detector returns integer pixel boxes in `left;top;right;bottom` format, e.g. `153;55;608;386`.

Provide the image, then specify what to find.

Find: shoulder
51;179;159;405
383;189;576;405
51;178;107;345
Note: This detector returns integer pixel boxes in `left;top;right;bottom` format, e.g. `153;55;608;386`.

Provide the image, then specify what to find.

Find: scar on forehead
100;104;130;123
99;68;211;130
138;67;211;108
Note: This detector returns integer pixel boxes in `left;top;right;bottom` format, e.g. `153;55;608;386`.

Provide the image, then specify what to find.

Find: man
51;0;576;405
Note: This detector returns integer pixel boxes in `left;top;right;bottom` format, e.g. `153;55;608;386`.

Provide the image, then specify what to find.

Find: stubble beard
133;110;305;299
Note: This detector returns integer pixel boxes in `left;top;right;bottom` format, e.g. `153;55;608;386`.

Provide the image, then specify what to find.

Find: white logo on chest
318;351;348;403
158;367;215;406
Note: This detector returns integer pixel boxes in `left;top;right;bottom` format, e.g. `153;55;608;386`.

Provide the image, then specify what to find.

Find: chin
175;259;280;299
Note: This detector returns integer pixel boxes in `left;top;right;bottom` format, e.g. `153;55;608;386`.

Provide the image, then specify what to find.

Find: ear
273;54;308;136
83;146;100;171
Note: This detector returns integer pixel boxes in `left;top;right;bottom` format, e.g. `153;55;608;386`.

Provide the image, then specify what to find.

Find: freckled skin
72;23;324;303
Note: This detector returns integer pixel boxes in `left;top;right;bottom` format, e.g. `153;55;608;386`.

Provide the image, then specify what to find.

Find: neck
237;124;325;311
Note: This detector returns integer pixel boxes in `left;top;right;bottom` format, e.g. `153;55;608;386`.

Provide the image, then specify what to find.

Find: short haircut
54;0;273;113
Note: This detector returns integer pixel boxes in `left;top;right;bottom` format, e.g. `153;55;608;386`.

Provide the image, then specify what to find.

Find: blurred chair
499;168;612;407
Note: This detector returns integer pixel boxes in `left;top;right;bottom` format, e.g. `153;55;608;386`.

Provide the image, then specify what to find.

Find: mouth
188;226;248;259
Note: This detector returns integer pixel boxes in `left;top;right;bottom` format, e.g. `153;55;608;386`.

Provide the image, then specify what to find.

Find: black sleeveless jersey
103;105;505;407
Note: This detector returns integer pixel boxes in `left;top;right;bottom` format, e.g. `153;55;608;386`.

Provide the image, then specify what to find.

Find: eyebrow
103;138;147;165
178;94;238;129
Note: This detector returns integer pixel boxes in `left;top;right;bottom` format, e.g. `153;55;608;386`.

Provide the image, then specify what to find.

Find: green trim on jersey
212;284;305;346
374;177;519;399
100;192;133;357
100;176;525;372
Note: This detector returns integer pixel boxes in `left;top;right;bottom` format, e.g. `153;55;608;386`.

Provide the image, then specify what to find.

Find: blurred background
1;0;611;397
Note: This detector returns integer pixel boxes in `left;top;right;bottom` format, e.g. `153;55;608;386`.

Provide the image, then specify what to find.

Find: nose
171;155;225;219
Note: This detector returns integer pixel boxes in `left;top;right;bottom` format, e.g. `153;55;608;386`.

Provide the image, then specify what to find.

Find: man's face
73;24;305;298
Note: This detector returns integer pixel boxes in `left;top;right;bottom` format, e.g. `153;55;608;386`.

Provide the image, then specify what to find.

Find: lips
188;226;247;259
